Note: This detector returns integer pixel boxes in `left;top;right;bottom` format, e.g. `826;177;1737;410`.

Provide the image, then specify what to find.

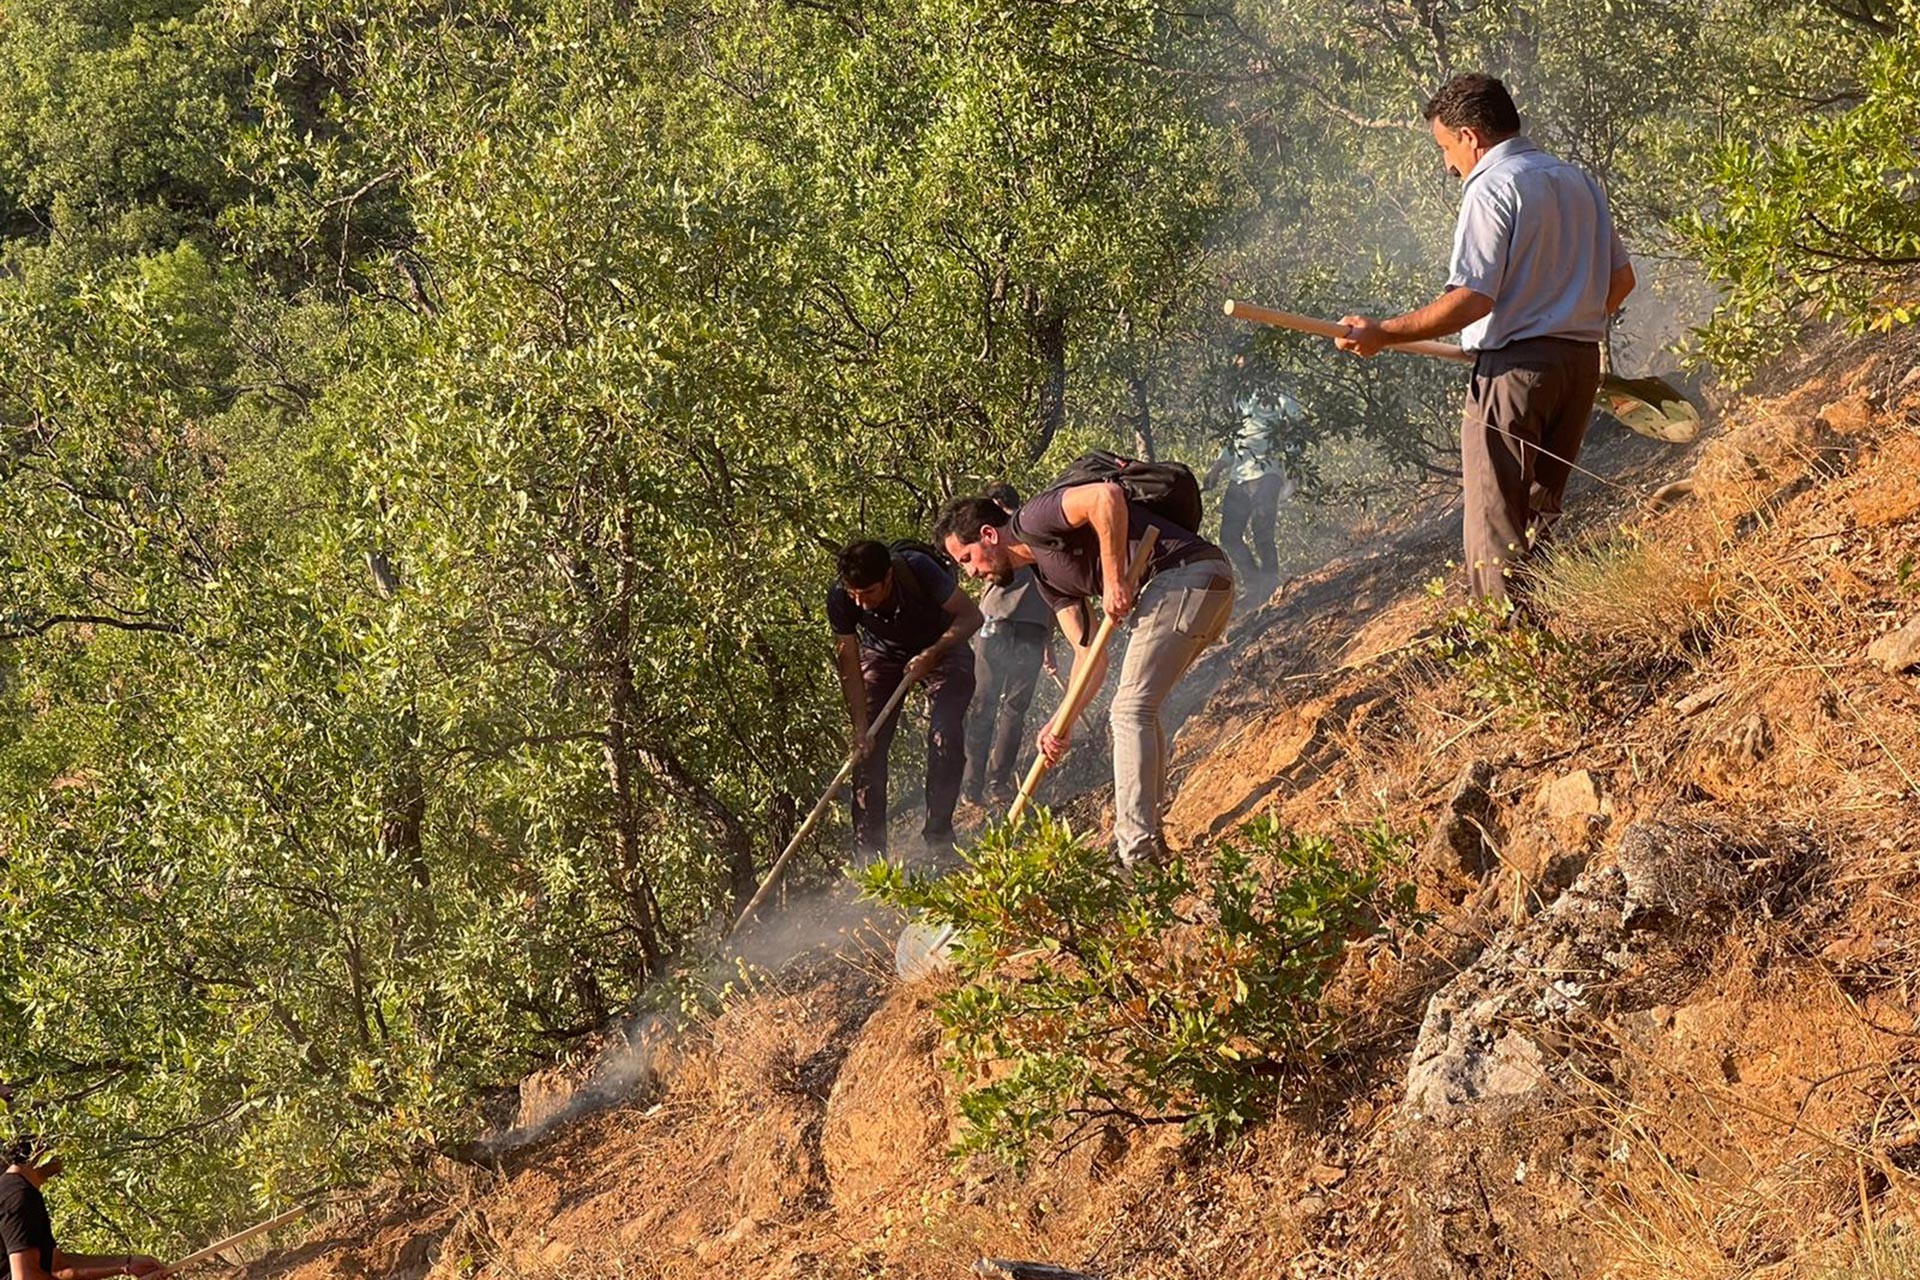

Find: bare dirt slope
235;338;1920;1280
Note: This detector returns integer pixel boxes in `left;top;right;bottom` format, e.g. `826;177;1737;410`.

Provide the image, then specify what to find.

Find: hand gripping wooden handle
1005;527;1161;827
1223;299;1474;363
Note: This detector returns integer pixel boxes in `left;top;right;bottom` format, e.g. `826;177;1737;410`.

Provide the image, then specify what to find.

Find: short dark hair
837;540;891;589
1422;73;1521;139
984;482;1021;512
3;1133;43;1167
934;497;1010;548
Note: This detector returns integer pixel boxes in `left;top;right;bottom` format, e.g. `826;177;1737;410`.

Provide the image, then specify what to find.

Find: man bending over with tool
1334;72;1635;606
935;485;1231;869
3;1136;161;1280
828;540;981;862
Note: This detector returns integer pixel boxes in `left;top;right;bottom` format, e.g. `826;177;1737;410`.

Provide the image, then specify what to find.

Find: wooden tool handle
1005;527;1161;827
1223;298;1474;363
728;665;920;937
156;1206;308;1278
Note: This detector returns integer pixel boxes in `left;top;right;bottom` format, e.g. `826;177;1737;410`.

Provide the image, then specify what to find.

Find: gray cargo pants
1110;556;1235;867
1461;337;1602;604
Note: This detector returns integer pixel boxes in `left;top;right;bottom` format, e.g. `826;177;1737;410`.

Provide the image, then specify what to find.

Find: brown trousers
1460;337;1602;603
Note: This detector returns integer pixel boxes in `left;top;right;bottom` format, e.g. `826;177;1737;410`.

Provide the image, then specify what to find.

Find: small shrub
860;814;1423;1166
1425;590;1591;728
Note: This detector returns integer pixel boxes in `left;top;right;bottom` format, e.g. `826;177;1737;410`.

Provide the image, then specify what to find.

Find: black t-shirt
826;550;955;660
0;1172;56;1274
1011;489;1224;614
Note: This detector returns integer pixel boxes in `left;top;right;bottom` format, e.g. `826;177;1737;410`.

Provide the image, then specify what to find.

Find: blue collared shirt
1448;137;1629;352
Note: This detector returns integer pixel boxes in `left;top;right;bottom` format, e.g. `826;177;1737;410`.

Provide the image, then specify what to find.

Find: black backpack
1014;450;1204;551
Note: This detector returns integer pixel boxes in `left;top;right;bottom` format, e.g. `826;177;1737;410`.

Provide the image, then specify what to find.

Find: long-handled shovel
1005;528;1159;827
155;1206;308;1277
728;671;919;939
1222;299;1701;444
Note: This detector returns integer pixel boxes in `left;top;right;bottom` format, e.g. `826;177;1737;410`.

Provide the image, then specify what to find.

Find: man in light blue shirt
1204;388;1301;583
1336;74;1636;604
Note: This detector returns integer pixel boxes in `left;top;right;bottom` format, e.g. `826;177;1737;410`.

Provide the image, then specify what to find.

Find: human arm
1606;262;1635;314
903;586;983;685
833;634;872;762
1036;603;1108;765
1335;287;1494;357
1203;450;1229;490
1056;482;1136;621
51;1251;161;1280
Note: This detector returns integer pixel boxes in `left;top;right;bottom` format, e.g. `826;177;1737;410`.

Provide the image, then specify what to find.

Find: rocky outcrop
1396;817;1820;1279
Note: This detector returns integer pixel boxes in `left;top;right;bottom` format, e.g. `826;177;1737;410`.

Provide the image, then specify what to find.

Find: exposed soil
233;332;1920;1280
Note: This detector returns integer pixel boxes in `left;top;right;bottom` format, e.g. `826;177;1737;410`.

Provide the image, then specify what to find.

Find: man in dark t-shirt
935;482;1234;867
2;1136;161;1280
827;540;982;860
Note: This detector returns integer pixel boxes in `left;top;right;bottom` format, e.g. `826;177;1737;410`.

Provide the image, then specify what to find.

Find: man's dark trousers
1461;336;1603;603
1220;472;1287;578
964;621;1047;803
851;645;975;855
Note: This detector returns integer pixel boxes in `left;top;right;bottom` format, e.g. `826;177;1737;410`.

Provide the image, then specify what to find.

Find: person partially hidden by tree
828;539;982;861
1335;72;1635;607
936;483;1232;869
3;1136;161;1280
962;483;1059;810
1204;387;1301;585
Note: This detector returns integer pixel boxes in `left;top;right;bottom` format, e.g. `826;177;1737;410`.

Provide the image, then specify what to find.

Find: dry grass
1530;525;1732;654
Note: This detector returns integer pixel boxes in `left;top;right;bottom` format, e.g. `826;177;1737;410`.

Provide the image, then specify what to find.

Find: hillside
228;337;1920;1280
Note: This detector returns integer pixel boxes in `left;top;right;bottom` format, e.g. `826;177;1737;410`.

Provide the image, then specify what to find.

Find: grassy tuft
1528;528;1731;653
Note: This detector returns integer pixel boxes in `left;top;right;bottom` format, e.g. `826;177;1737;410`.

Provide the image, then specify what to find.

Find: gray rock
1404;819;1808;1123
1423;760;1498;882
1869;616;1920;674
1395;818;1820;1280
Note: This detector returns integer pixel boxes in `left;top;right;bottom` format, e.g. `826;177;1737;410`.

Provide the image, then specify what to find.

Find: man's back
1450;137;1625;351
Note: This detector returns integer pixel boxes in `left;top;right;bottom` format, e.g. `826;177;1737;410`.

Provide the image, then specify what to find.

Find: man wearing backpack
935;472;1233;868
828;539;982;862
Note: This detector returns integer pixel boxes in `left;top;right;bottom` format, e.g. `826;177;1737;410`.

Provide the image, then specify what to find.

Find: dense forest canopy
0;0;1913;1249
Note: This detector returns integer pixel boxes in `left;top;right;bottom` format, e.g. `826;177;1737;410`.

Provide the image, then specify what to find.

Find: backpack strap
888;552;930;612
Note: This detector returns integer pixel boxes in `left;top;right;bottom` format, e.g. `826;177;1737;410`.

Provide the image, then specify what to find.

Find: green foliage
1424;585;1591;729
862;814;1422;1166
1681;3;1920;374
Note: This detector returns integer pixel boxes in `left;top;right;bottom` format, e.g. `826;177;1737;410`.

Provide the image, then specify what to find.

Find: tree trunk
602;502;665;975
1129;370;1156;461
1023;287;1068;463
366;550;431;893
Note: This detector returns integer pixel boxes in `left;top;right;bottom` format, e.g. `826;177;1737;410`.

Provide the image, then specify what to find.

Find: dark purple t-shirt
1011;489;1224;614
826;550;955;660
